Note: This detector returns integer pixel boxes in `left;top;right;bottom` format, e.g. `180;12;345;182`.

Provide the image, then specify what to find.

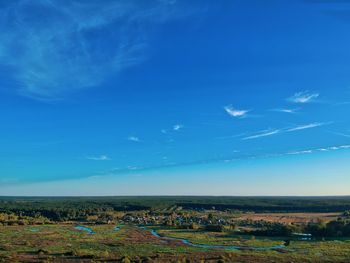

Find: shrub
205;225;224;232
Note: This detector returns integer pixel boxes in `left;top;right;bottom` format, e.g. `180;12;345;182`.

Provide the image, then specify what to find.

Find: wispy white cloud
86;155;110;161
287;145;350;155
287;150;313;155
215;132;250;140
340;145;350;149
128;136;140;142
271;108;299;114
243;129;281;140
127;166;140;170
11;142;349;184
224;105;249;118
84;144;350;181
288;91;319;103
329;131;350;138
242;122;329;140
173;124;184;131
0;0;197;99
161;124;184;134
286;122;327;132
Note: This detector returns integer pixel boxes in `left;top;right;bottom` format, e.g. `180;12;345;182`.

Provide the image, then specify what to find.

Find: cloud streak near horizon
64;144;350;183
86;155;110;161
81;143;349;183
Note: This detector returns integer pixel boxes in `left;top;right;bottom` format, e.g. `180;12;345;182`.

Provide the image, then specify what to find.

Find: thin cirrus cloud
128;136;140;142
161;124;184;134
243;122;328;140
242;129;281;140
271;108;299;114
288;91;319;103
86;144;350;181
224;105;250;118
0;0;198;100
287;145;350;155
86;155;110;161
173;124;184;131
329;131;350;138
286;122;327;132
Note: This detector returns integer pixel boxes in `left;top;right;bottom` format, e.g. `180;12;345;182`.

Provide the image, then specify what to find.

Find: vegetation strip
139;226;287;252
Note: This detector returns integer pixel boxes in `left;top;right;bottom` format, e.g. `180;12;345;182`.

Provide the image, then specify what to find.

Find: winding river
75;225;95;234
139;226;287;251
74;225;288;251
74;225;121;234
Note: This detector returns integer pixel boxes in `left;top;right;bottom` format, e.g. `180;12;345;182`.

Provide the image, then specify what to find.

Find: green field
1;197;350;262
0;224;350;262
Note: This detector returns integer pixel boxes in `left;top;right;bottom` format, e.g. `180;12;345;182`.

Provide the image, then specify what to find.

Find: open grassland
1;197;350;262
1;224;350;262
235;212;340;224
155;227;283;247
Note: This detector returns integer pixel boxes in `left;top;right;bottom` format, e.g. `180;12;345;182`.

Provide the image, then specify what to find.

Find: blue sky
1;0;350;195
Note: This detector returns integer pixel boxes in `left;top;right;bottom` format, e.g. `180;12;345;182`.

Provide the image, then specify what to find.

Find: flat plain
1;196;350;262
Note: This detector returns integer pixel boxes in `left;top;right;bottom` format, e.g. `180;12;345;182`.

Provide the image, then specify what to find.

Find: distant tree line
240;218;350;238
0;199;149;222
305;219;350;237
177;202;350;213
0;212;50;225
2;196;350;214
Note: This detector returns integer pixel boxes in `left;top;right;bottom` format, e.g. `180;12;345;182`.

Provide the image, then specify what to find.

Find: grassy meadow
1;197;350;262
